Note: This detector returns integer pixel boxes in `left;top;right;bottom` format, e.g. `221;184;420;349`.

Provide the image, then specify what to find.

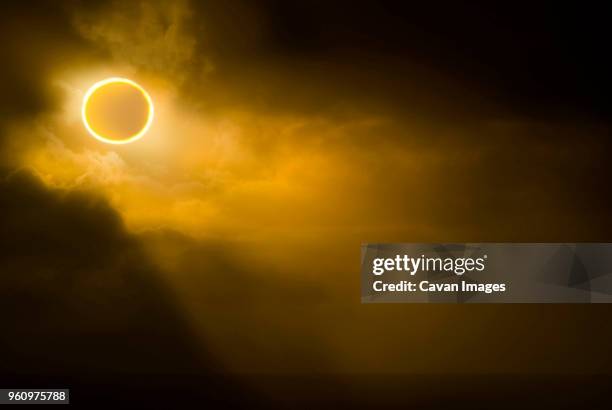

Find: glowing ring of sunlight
82;77;154;145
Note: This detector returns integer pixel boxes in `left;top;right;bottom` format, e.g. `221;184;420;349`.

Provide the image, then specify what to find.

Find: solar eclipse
82;77;154;144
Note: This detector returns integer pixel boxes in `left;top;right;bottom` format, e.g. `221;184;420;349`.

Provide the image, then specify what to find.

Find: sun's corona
82;77;154;144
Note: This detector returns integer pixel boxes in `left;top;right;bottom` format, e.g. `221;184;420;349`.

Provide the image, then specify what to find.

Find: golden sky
2;0;612;383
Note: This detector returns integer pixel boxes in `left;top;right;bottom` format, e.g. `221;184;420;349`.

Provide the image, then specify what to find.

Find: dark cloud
0;2;90;121
0;169;259;405
0;169;190;370
188;1;612;123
